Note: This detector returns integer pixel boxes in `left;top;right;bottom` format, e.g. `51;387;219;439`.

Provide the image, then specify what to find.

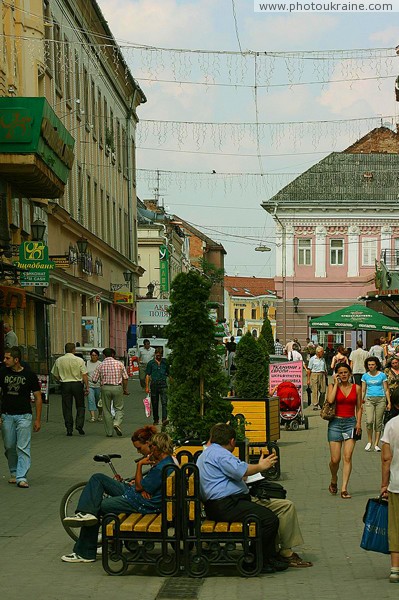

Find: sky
97;0;399;277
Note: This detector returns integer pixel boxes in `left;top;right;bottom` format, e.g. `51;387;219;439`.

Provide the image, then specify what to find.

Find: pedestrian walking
86;349;101;422
362;356;390;452
349;340;369;386
0;346;42;487
3;323;18;348
274;338;284;355
138;339;155;389
51;342;89;436
381;414;399;583
306;346;328;410
325;363;362;499
145;347;169;426
92;348;129;437
369;338;386;368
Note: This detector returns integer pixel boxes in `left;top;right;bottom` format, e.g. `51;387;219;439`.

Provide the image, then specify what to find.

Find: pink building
262;127;399;349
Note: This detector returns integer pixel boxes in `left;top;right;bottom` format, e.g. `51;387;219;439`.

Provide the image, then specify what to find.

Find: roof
224;276;276;297
173;216;226;254
262;150;399;207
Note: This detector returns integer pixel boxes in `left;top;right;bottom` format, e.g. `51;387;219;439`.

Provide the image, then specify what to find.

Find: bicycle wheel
60;481;87;542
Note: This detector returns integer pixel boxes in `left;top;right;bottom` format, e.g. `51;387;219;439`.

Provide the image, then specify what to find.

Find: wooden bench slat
105;513;127;535
201;520;216;533
134;513;159;532
215;522;229;532
120;512;144;532
166;472;175;496
229;522;243;532
148;514;162;532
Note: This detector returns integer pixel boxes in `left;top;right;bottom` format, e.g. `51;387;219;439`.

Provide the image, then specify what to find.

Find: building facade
262;127;399;349
224;276;277;338
0;0;145;363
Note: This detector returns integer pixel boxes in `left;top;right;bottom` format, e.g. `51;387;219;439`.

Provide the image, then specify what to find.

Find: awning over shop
309;304;399;332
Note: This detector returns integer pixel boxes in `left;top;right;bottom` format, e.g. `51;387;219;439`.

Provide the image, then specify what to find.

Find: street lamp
123;271;134;293
76;237;88;255
31;219;46;241
255;245;271;252
293;296;300;313
146;282;155;298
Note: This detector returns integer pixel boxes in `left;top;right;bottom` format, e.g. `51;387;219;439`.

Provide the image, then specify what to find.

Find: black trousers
204;493;279;563
61;381;85;432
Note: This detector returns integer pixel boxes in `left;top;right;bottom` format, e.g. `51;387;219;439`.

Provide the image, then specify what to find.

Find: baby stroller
276;381;309;431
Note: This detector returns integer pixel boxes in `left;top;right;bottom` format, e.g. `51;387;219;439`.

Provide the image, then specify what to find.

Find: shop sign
269;361;303;402
15;242;55;287
0;285;26;309
0;97;75;184
114;292;134;304
50;255;70;269
159;245;169;293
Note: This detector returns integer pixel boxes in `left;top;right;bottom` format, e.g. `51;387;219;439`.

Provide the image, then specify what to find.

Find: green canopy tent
309;304;399;332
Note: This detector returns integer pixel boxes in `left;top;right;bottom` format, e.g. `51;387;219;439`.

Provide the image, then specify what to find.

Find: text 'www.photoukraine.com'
254;1;395;11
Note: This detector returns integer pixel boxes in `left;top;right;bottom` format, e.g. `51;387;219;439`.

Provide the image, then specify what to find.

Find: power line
231;0;243;53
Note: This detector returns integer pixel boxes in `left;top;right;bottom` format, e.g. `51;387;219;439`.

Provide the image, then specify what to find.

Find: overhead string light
137;115;397;151
1;34;397;89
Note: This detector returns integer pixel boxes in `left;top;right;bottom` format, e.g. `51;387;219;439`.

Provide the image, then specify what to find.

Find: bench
180;460;262;577
101;463;180;576
231;397;281;479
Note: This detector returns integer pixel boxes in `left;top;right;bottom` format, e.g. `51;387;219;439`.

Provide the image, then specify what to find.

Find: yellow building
0;0;145;366
224;276;277;339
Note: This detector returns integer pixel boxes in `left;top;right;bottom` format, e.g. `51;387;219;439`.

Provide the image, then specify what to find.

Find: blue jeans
74;473;136;560
1;413;32;483
87;387;101;412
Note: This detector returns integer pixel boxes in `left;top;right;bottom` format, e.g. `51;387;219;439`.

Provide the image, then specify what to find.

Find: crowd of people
1;332;399;582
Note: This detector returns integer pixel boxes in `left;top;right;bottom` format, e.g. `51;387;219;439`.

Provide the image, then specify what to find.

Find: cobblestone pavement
1;380;397;600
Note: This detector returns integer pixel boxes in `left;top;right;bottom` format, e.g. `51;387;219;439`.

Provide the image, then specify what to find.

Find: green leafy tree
234;332;269;398
165;271;231;440
260;316;275;355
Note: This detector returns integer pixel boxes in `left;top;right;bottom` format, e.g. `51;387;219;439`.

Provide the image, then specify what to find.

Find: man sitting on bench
196;423;288;574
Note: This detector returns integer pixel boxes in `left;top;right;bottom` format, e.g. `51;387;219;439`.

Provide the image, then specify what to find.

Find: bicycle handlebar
93;454;122;463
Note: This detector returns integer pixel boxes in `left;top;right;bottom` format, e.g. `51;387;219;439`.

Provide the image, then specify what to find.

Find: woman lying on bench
61;429;175;563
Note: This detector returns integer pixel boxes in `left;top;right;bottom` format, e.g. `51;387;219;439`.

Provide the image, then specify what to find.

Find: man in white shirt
381;413;399;583
349;340;369;386
306;346;327;410
138;339;155;389
3;323;18;348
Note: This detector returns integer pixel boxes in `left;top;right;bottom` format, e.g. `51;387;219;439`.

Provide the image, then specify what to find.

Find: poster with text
269;361;303;401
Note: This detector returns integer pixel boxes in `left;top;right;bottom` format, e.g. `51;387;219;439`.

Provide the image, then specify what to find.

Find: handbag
248;479;287;500
360;496;389;554
143;395;151;418
320;400;336;421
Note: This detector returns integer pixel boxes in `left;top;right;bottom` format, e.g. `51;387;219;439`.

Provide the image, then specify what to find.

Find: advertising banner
269;361;303;400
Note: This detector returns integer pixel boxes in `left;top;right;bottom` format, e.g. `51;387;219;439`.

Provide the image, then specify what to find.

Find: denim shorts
327;416;356;442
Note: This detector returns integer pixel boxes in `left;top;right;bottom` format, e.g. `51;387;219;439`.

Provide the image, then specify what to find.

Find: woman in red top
326;363;362;499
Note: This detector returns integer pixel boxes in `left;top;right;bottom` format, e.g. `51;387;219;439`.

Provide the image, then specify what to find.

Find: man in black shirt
0;346;42;488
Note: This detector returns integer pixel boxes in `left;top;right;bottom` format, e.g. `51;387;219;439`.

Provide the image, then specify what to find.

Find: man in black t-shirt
0;347;42;488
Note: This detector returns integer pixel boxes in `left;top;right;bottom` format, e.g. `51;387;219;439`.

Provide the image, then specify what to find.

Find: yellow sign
113;292;134;304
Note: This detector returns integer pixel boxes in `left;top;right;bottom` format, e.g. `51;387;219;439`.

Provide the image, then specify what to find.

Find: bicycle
60;453;122;543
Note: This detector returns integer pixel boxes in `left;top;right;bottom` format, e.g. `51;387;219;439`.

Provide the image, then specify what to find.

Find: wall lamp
293;296;300;313
123;271;134;284
146;282;155;298
76;237;88;255
31;219;46;241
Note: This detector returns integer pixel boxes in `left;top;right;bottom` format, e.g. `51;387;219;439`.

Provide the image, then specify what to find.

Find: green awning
309;304;399;332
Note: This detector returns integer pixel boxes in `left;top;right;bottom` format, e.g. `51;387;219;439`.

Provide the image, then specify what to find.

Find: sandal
328;482;338;495
278;552;313;568
17;481;29;488
341;490;351;499
8;477;16;484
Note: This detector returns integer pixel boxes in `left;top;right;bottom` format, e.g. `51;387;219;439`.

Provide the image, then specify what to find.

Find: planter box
230;397;280;444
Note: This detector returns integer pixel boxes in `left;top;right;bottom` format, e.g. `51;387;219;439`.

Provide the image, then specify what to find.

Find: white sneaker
364;443;372;451
61;552;95;563
63;512;98;527
374;445;381;452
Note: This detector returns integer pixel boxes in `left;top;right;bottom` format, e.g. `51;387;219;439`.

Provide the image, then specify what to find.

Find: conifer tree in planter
234;332;268;399
260;316;275;355
165;270;231;441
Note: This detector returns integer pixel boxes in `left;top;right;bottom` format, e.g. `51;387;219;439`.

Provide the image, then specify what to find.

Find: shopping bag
143;395;151;418
360;496;389;554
